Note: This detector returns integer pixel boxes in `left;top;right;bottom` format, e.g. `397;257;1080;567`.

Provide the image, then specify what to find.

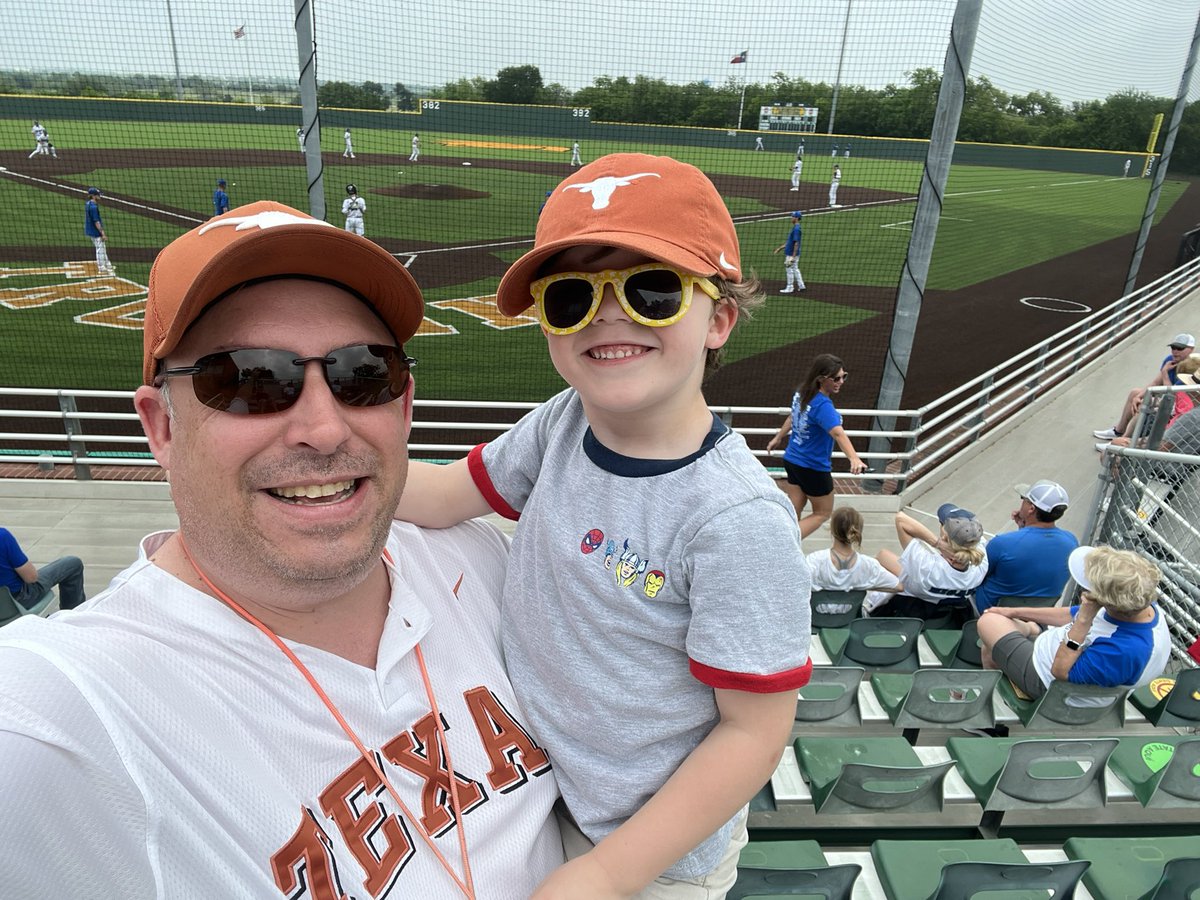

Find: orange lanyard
177;537;476;899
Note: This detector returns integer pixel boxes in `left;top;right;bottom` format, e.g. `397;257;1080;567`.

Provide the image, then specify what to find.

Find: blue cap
217;179;226;185
87;187;100;195
792;210;803;218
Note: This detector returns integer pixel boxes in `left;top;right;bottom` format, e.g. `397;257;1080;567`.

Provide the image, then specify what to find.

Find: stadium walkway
2;285;1198;603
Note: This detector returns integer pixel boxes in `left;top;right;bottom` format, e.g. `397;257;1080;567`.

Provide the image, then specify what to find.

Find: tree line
5;66;1198;174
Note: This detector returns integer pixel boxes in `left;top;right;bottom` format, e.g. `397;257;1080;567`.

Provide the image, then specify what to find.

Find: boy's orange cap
496;153;741;316
141;200;424;383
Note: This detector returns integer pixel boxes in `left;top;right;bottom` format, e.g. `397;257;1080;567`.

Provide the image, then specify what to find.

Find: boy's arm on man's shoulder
395;458;491;528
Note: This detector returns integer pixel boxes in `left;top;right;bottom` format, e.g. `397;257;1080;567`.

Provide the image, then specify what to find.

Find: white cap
1068;545;1096;590
1015;480;1070;512
1170;333;1195;349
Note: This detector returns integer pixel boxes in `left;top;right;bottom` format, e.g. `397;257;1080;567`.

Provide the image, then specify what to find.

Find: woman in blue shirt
767;353;866;538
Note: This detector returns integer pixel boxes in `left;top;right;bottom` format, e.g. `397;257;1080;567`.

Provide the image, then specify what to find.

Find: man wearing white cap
1094;332;1195;442
973;480;1078;613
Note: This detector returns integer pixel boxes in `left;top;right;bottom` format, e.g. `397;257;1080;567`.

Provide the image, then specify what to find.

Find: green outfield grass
0;114;1185;397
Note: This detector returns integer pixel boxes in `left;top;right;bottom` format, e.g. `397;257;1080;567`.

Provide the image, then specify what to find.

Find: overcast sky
5;0;1200;104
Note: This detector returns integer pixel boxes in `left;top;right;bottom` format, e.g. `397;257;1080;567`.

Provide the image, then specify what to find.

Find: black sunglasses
160;344;415;415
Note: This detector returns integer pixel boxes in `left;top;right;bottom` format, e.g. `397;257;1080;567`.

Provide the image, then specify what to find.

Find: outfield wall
0;93;1147;175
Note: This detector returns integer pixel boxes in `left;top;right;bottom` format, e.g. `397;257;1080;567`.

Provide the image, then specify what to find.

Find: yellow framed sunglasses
530;263;720;335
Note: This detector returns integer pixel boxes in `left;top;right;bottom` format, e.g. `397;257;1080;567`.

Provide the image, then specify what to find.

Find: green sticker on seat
1141;742;1175;773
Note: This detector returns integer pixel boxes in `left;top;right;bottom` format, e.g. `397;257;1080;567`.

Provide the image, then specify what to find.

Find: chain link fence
1089;382;1200;668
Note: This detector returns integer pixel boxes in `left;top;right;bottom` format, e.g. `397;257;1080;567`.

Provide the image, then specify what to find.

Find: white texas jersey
342;196;365;218
0;521;562;898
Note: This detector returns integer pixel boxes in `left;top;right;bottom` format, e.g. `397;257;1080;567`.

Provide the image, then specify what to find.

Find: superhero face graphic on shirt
643;570;665;598
615;539;649;588
580;529;604;554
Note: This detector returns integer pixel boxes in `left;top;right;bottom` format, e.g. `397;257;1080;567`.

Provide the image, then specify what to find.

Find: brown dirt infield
376;183;490;200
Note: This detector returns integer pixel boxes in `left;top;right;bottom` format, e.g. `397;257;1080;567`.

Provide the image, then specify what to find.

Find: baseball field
0;108;1191;414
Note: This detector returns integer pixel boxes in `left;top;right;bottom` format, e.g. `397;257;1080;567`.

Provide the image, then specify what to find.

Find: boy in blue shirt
398;154;811;897
212;179;230;217
84;187;113;275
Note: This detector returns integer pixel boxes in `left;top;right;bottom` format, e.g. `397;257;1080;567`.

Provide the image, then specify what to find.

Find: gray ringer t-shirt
471;388;811;879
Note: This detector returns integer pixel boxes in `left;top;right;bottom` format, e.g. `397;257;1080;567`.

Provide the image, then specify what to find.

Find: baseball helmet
87;187;101;195
346;183;358;195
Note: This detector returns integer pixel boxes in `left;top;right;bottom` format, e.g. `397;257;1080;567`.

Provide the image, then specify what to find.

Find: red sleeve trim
466;444;520;521
689;657;812;693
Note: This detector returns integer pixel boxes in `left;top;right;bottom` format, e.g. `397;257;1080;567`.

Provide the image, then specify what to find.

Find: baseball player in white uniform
28;121;50;158
296;126;305;152
829;164;842;207
570;141;582;165
343;126;355;158
342;183;365;235
410;133;421;161
1123;158;1132;177
0;200;564;898
754;135;765;151
790;158;803;191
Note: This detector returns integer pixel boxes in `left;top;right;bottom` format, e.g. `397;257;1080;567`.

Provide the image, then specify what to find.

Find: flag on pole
233;25;246;39
730;50;748;64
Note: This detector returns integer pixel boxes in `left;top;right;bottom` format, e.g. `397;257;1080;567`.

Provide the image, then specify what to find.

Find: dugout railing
2;254;1200;487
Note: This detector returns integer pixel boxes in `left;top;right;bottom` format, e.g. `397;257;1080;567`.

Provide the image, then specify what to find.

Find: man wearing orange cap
398;154;812;897
0;201;561;897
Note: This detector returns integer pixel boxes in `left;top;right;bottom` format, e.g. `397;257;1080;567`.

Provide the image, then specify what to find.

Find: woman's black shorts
782;460;833;497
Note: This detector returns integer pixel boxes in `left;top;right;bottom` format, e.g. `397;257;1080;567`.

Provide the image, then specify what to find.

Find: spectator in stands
766;353;867;538
1093;332;1194;442
863;504;988;625
979;545;1170;699
973;480;1078;613
805;506;903;592
0;527;85;612
1167;354;1199;426
1102;364;1200;455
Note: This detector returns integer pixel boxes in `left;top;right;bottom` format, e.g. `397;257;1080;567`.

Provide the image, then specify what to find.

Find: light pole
164;0;184;100
828;0;852;135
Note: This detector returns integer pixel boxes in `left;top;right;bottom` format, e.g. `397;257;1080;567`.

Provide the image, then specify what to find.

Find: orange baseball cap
495;153;741;316
142;200;424;383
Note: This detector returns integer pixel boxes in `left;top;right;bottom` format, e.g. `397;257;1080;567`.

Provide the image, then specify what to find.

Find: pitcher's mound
377;183;488;200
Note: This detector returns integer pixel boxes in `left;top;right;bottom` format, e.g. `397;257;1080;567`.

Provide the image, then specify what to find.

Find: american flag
233;25;246;39
730;50;748;64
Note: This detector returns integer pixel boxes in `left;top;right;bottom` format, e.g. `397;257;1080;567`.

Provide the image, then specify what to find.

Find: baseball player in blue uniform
84;187;114;276
773;211;806;293
212;179;230;217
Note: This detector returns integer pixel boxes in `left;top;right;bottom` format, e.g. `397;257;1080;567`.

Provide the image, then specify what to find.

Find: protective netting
2;0;1199;423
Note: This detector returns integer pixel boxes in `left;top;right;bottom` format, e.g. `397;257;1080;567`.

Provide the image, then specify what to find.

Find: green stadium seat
919;619;982;668
870;668;1001;730
872;838;1088;900
1129;667;1200;728
1107;735;1200;808
795;667;864;726
1064;835;1200;900
997;677;1128;729
824;618;923;671
946;736;1117;811
794;736;953;814
0;585;55;628
731;840;860;899
809;589;866;629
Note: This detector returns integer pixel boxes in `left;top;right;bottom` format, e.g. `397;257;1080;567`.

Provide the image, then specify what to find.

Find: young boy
397;153;812;897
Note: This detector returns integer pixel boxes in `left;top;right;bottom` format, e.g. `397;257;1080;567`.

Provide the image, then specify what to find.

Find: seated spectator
805;506;903;592
0;527;85;612
1094;332;1194;442
1102;370;1200;457
978;545;1170;699
973;480;1078;613
864;504;988;624
1167;354;1199;426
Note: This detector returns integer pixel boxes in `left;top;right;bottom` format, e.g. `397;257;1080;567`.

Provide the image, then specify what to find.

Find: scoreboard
758;105;819;132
